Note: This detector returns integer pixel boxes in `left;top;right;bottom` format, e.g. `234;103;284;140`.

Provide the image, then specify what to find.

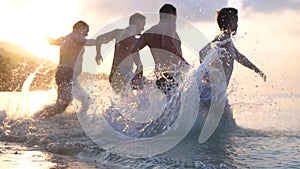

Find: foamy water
0;75;299;168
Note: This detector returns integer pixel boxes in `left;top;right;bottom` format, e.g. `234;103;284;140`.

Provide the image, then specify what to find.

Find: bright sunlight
0;0;80;63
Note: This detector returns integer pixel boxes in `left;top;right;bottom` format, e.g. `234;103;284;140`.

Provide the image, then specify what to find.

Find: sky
0;0;299;95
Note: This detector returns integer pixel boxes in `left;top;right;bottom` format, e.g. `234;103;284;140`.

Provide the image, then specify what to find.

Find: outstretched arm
47;35;64;46
235;49;267;82
47;35;97;46
95;29;119;65
85;39;98;46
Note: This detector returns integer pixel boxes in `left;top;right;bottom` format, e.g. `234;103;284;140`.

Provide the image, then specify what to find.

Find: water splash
3;60;55;119
196;47;227;143
15;72;36;118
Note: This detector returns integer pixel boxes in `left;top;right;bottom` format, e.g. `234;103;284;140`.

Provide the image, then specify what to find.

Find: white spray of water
9;60;54;118
14;72;36;118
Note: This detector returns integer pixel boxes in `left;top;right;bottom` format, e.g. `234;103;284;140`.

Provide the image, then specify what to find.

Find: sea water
0;75;299;169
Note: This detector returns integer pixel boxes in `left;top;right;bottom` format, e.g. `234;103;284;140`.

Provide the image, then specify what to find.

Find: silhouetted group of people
35;4;266;118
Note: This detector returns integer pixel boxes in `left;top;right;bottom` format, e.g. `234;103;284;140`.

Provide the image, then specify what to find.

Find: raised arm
235;48;267;82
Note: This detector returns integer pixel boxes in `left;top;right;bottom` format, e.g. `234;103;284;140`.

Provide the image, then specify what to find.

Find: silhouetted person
199;7;266;86
132;4;189;94
36;21;98;118
95;13;145;94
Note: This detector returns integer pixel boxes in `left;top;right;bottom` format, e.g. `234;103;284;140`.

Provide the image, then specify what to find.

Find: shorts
55;66;73;86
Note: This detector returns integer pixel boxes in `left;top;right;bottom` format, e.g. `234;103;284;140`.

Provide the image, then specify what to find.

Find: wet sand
0;142;107;169
0;141;134;169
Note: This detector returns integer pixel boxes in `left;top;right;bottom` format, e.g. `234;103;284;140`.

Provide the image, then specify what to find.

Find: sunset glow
0;0;299;95
0;0;80;63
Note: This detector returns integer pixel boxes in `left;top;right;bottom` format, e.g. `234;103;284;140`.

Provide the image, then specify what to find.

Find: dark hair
129;13;146;25
217;7;238;31
159;4;177;19
73;20;89;31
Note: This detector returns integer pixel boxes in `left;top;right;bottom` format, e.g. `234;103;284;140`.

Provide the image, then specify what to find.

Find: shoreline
0;141;117;169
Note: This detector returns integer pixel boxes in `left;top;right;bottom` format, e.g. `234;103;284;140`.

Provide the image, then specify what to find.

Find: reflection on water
234;96;300;132
0;89;300;168
0;90;56;118
0;69;299;168
0;142;56;169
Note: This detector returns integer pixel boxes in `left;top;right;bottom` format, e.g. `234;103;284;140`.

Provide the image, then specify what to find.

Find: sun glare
0;0;80;63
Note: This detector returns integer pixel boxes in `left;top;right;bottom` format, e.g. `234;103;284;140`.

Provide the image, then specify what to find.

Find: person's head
73;20;89;36
159;4;177;22
129;13;146;35
216;7;238;34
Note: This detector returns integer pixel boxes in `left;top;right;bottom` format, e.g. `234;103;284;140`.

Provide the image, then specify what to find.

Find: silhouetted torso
59;32;86;70
134;21;188;73
111;35;137;74
212;32;236;85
